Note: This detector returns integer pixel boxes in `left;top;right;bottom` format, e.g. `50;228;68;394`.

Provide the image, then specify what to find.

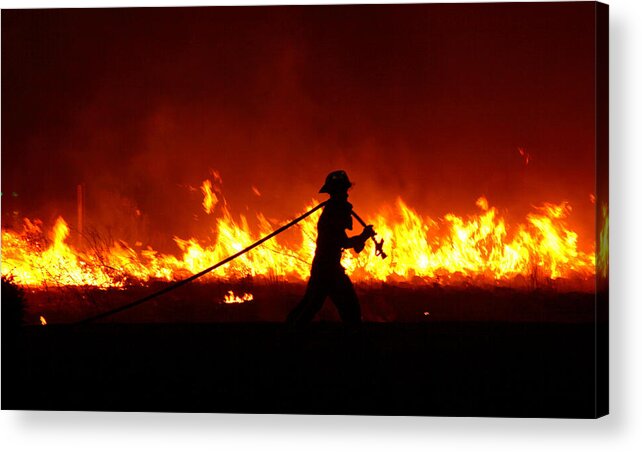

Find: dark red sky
2;3;597;249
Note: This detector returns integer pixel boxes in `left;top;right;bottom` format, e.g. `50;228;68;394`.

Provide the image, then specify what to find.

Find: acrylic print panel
1;2;608;417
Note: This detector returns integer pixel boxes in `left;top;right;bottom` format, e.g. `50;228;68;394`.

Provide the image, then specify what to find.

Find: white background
1;0;640;451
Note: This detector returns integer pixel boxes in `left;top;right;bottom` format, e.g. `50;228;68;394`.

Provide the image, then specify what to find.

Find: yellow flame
223;290;254;304
201;179;218;214
39;315;47;326
0;179;595;289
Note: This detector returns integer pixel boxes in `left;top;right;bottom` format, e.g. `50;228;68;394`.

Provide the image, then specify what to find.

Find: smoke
2;4;597;252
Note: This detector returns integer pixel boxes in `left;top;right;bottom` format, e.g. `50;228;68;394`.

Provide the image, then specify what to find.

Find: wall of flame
1;176;595;290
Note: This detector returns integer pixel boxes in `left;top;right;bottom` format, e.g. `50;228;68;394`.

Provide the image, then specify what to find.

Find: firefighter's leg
329;272;362;324
286;274;328;325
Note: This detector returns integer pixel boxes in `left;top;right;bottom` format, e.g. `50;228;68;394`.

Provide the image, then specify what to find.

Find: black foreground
2;322;607;418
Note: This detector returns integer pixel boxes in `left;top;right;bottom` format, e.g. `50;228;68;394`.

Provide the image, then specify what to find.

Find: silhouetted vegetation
2;275;26;333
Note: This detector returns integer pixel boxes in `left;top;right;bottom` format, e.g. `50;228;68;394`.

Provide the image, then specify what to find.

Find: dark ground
2;321;607;418
2;283;607;417
19;281;599;324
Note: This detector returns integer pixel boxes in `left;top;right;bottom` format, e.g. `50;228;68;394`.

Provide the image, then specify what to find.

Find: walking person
286;170;375;325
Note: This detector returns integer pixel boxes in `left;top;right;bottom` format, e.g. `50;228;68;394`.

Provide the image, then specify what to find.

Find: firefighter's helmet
319;170;352;194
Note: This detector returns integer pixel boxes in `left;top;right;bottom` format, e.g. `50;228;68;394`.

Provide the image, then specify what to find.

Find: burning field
0;4;608;417
1;173;607;330
1;4;605;326
2;175;597;287
0;171;601;324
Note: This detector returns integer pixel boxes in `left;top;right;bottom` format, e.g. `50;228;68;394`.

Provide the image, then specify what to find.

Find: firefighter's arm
345;226;375;253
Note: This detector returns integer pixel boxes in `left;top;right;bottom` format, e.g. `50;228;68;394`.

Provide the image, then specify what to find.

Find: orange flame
201;179;218;214
1;178;595;290
223;291;254;304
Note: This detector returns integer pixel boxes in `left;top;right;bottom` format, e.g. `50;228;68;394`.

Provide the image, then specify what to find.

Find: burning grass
1;174;596;292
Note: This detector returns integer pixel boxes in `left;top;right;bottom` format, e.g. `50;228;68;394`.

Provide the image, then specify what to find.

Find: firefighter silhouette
286;170;375;325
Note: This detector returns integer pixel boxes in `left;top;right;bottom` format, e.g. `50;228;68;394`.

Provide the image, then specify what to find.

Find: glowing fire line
1;177;595;289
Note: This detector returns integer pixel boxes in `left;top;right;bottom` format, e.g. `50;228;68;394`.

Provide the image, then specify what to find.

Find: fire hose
76;201;386;324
